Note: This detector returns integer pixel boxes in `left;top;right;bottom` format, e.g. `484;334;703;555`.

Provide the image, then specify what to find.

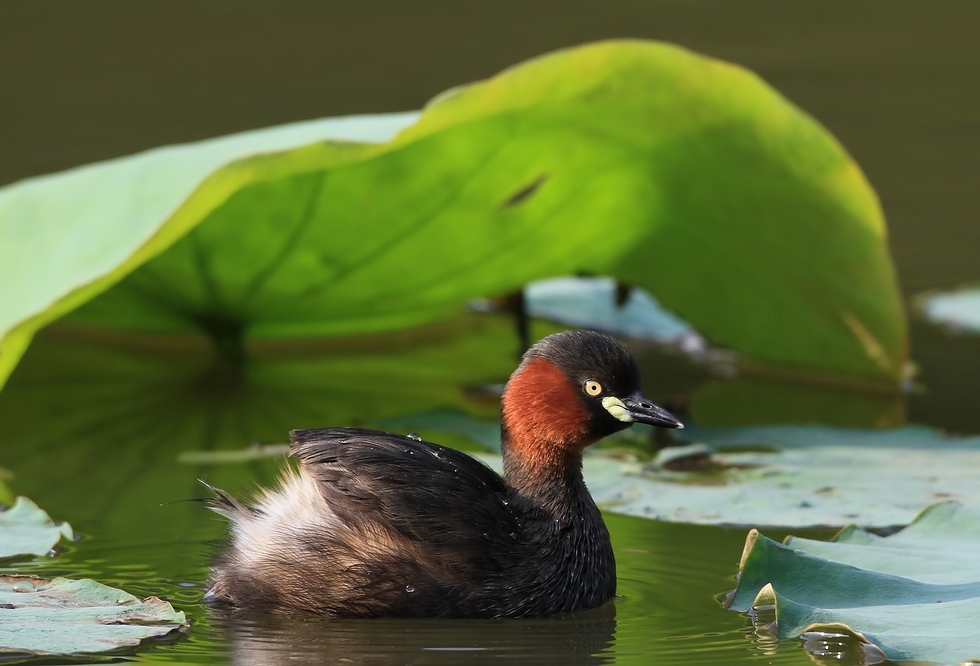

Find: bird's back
207;428;546;617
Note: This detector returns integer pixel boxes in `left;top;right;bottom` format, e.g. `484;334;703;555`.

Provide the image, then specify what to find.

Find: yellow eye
584;380;603;396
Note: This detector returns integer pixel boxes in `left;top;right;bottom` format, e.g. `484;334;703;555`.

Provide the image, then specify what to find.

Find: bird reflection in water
210;601;617;665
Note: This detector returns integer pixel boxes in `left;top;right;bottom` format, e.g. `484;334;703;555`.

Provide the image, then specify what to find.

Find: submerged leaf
0;497;73;559
0;575;186;655
0;40;905;390
726;502;980;665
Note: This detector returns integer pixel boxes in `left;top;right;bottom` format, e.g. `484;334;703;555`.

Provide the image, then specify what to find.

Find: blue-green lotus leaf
726;502;980;665
0;575;186;655
0;497;73;559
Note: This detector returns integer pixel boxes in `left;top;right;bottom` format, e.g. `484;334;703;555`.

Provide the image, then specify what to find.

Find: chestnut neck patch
500;358;593;478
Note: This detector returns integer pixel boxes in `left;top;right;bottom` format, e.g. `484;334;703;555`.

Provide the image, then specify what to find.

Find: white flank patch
231;468;340;567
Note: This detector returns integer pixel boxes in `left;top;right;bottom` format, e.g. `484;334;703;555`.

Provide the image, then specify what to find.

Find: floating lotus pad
0;497;74;559
418;421;980;528
726;501;980;664
0;575;187;655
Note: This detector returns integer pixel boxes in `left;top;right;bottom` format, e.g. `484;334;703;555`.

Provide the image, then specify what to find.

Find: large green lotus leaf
0;40;905;390
725;502;980;664
688;376;905;429
0;469;12;506
0;114;417;388
0;497;73;559
0;575;186;655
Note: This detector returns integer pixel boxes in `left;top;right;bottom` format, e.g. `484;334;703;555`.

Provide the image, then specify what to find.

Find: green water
1;1;978;663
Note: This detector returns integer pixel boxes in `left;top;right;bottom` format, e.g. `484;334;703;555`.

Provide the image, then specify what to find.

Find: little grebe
204;330;682;617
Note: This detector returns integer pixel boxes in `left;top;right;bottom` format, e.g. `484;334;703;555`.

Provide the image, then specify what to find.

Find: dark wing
289;428;522;562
